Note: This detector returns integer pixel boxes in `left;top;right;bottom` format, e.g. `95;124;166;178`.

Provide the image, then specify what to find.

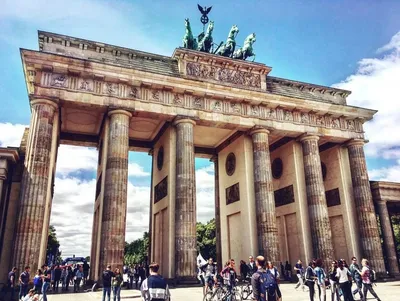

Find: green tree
47;225;62;264
124;232;149;265
197;219;216;260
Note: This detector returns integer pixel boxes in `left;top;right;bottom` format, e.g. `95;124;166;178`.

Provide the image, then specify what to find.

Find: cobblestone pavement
46;281;399;301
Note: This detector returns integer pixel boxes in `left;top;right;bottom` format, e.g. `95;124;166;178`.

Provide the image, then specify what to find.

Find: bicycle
240;278;253;300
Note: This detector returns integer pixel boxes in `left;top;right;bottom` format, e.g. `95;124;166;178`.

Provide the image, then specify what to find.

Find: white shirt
336;267;349;283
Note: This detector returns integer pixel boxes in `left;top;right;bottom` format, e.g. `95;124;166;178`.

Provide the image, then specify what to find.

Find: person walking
53;265;61;292
19;266;30;300
74;265;84;292
329;260;340;301
140;262;170;301
267;260;282;301
251;255;278;301
240;260;248;280
7;267;17;301
139;264;146;288
294;259;305;291
66;266;73;291
102;265;114;301
315;259;327;301
83;262;90;285
360;258;381;301
305;261;317;301
60;267;67;291
42;264;52;301
247;256;257;277
349;257;364;301
33;269;43;294
134;264;140;289
285;261;292;281
335;259;353;301
112;268;123;301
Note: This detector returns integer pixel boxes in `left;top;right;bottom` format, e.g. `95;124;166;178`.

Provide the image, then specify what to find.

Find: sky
0;0;400;257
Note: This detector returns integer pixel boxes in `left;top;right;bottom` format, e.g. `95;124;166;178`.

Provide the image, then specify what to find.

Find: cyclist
220;259;238;294
200;258;217;295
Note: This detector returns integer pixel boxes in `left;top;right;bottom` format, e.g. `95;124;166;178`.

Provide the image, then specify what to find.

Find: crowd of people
197;255;382;301
6;262;90;301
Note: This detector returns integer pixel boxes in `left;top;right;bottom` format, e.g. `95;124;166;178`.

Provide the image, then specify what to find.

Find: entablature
21;49;374;141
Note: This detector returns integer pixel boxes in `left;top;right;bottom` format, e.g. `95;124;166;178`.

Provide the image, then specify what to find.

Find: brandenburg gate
0;29;399;283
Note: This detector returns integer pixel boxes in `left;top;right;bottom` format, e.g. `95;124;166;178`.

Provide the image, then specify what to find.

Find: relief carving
152;90;160;101
129;87;138;98
105;82;117;94
284;110;293;121
316;116;325;126
79;80;90;91
332;118;340;128
52;75;67;87
226;182;240;205
186;62;261;88
347;120;355;130
212;101;222;111
266;108;276;119
231;102;241;113
251;105;259;116
193;97;203;108
301;113;309;123
154;176;168;203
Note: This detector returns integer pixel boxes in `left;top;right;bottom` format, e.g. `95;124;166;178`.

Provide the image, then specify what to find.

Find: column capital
30;98;59;109
108;109;132;118
298;133;320;143
346;138;368;147
249;126;270;136
173;117;196;126
376;199;388;204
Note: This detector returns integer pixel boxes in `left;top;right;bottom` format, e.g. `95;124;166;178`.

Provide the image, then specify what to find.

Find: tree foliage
124;232;149;266
391;215;400;255
47;225;62;264
197;219;216;260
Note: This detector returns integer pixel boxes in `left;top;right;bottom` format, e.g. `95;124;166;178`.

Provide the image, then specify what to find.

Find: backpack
33;276;41;286
258;270;277;300
368;268;376;283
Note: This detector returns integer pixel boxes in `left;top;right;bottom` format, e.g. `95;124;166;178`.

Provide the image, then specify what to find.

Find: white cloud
195;164;215;223
333;31;400;160
56;145;98;176
0;122;27;147
128;163;150;177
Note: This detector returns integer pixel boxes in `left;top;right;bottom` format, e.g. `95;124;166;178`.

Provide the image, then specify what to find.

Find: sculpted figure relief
197;21;214;53
217;25;239;58
183;18;198;50
233;33;256;61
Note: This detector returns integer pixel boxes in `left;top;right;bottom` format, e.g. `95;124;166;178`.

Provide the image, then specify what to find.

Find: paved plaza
45;282;399;301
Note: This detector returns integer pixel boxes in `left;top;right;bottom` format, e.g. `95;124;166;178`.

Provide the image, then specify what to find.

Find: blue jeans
19;284;28;299
103;287;111;301
113;286;121;301
42;281;50;301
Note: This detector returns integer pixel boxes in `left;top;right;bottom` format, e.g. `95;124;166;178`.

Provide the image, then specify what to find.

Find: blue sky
1;0;400;256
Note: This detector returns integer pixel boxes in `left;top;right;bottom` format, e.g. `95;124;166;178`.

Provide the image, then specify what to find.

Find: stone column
99;109;131;270
347;139;385;272
250;127;279;263
0;158;7;209
13;99;58;273
210;155;222;270
376;200;399;276
299;134;334;265
174;118;197;282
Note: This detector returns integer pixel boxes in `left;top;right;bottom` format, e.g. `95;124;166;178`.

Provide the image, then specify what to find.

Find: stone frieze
40;72;364;133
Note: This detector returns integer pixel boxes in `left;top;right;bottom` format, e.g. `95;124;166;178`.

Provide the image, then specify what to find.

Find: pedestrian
60;267;67;291
102;265;114;301
294;259;305;291
285;261;292;281
267;260;282;301
139;264;146;288
33;269;43;294
280;262;285;281
53;265;61;292
247;255;257;276
19;265;30;300
240;260;248;280
349;257;364;300
22;288;38;301
305;261;317;301
112;268;123;301
7;267;17;301
140;262;170;301
83;262;90;285
42;264;52;301
66;265;73;291
329;260;340;301
128;265;134;289
134;264;140;289
74;265;84;292
360;258;381;301
251;255;277;301
335;259;353;301
314;258;327;301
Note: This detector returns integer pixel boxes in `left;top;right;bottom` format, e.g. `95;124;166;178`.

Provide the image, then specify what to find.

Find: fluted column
250;127;279;263
13;99;58;273
99;109;131;270
299;134;334;265
174;118;196;281
210;155;222;270
376;200;399;275
347;139;385;272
